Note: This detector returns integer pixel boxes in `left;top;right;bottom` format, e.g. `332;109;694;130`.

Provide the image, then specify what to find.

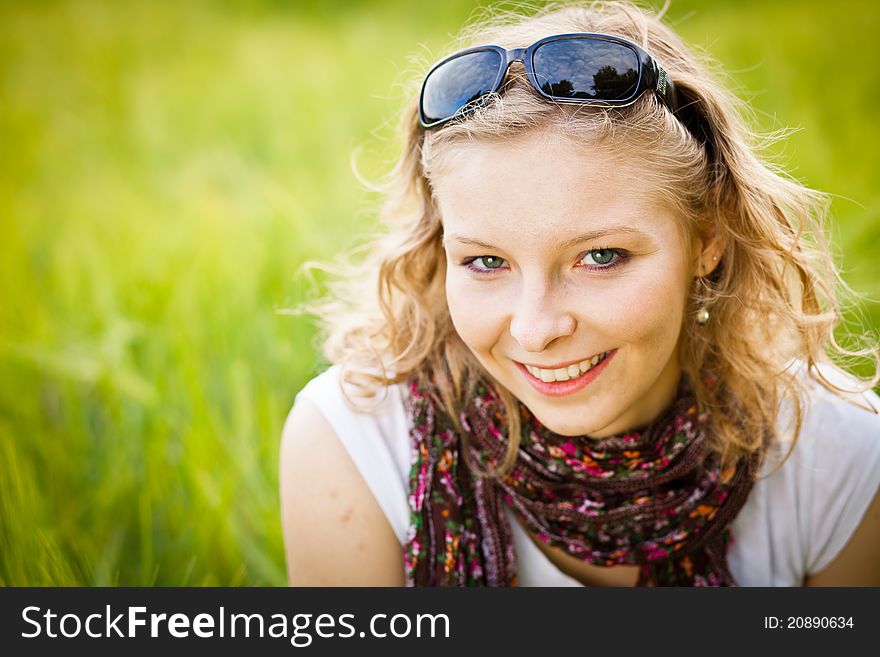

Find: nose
508;283;577;353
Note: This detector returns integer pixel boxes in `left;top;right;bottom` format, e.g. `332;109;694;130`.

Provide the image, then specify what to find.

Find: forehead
430;132;688;248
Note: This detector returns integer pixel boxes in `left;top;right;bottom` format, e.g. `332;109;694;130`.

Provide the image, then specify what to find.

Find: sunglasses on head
418;32;680;129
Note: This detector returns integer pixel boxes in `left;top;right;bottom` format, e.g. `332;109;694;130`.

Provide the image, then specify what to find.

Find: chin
525;405;615;438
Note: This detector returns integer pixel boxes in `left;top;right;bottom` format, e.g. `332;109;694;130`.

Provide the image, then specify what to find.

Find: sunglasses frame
418;32;678;129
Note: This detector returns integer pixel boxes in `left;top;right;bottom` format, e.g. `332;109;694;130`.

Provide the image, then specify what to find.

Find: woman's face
434;131;704;437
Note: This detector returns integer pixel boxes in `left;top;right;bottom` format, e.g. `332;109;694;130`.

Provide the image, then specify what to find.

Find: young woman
280;1;880;586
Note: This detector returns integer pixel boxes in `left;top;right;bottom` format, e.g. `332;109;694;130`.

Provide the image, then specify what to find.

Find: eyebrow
443;225;649;250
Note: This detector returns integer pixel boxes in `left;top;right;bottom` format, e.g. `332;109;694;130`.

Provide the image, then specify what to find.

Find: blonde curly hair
300;0;879;477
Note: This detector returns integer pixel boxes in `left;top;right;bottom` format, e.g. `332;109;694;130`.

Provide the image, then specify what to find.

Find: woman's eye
580;248;622;268
464;255;508;272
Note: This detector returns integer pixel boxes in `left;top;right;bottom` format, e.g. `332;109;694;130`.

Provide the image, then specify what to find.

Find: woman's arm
279;397;406;586
803;487;880;586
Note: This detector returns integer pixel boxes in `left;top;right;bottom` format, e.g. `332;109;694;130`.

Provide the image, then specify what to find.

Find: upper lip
517;351;609;370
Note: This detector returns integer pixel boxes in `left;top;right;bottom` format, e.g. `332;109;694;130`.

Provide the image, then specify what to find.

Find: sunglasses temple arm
655;66;679;114
654;65;710;149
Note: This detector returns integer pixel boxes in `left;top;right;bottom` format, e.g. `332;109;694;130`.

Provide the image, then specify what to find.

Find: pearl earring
695;255;717;325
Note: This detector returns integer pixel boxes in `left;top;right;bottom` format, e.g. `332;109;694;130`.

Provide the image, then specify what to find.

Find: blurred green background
1;0;877;586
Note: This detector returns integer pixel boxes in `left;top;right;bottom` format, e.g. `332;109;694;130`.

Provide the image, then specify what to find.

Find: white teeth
525;351;609;383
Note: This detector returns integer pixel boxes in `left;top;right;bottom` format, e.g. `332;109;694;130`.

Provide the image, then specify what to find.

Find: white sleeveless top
291;364;880;586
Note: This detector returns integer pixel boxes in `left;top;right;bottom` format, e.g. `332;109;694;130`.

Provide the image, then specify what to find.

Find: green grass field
1;0;878;586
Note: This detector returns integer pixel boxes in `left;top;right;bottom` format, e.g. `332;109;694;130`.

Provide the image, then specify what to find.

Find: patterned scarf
403;370;763;586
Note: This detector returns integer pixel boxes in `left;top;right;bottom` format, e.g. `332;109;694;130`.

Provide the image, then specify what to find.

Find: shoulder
278;366;407;586
774;362;880;584
776;362;880;479
290;366;413;537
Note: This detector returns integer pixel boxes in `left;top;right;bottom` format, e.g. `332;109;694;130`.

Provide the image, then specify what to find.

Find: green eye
462;255;509;274
587;249;616;266
477;256;505;269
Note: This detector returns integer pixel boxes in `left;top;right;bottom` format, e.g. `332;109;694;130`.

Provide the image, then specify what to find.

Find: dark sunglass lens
421;50;504;124
533;39;639;101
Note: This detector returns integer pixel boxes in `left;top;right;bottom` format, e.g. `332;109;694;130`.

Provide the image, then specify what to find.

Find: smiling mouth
520;351;612;383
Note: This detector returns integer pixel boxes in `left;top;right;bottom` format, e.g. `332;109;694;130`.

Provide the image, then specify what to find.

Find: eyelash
460;248;630;275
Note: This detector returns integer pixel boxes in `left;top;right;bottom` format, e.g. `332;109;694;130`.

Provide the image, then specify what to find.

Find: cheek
579;268;689;351
445;271;507;356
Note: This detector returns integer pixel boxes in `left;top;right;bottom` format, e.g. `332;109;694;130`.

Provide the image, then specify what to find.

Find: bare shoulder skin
279;397;405;586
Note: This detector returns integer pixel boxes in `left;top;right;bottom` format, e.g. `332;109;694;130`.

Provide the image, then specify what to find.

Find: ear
692;227;725;277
